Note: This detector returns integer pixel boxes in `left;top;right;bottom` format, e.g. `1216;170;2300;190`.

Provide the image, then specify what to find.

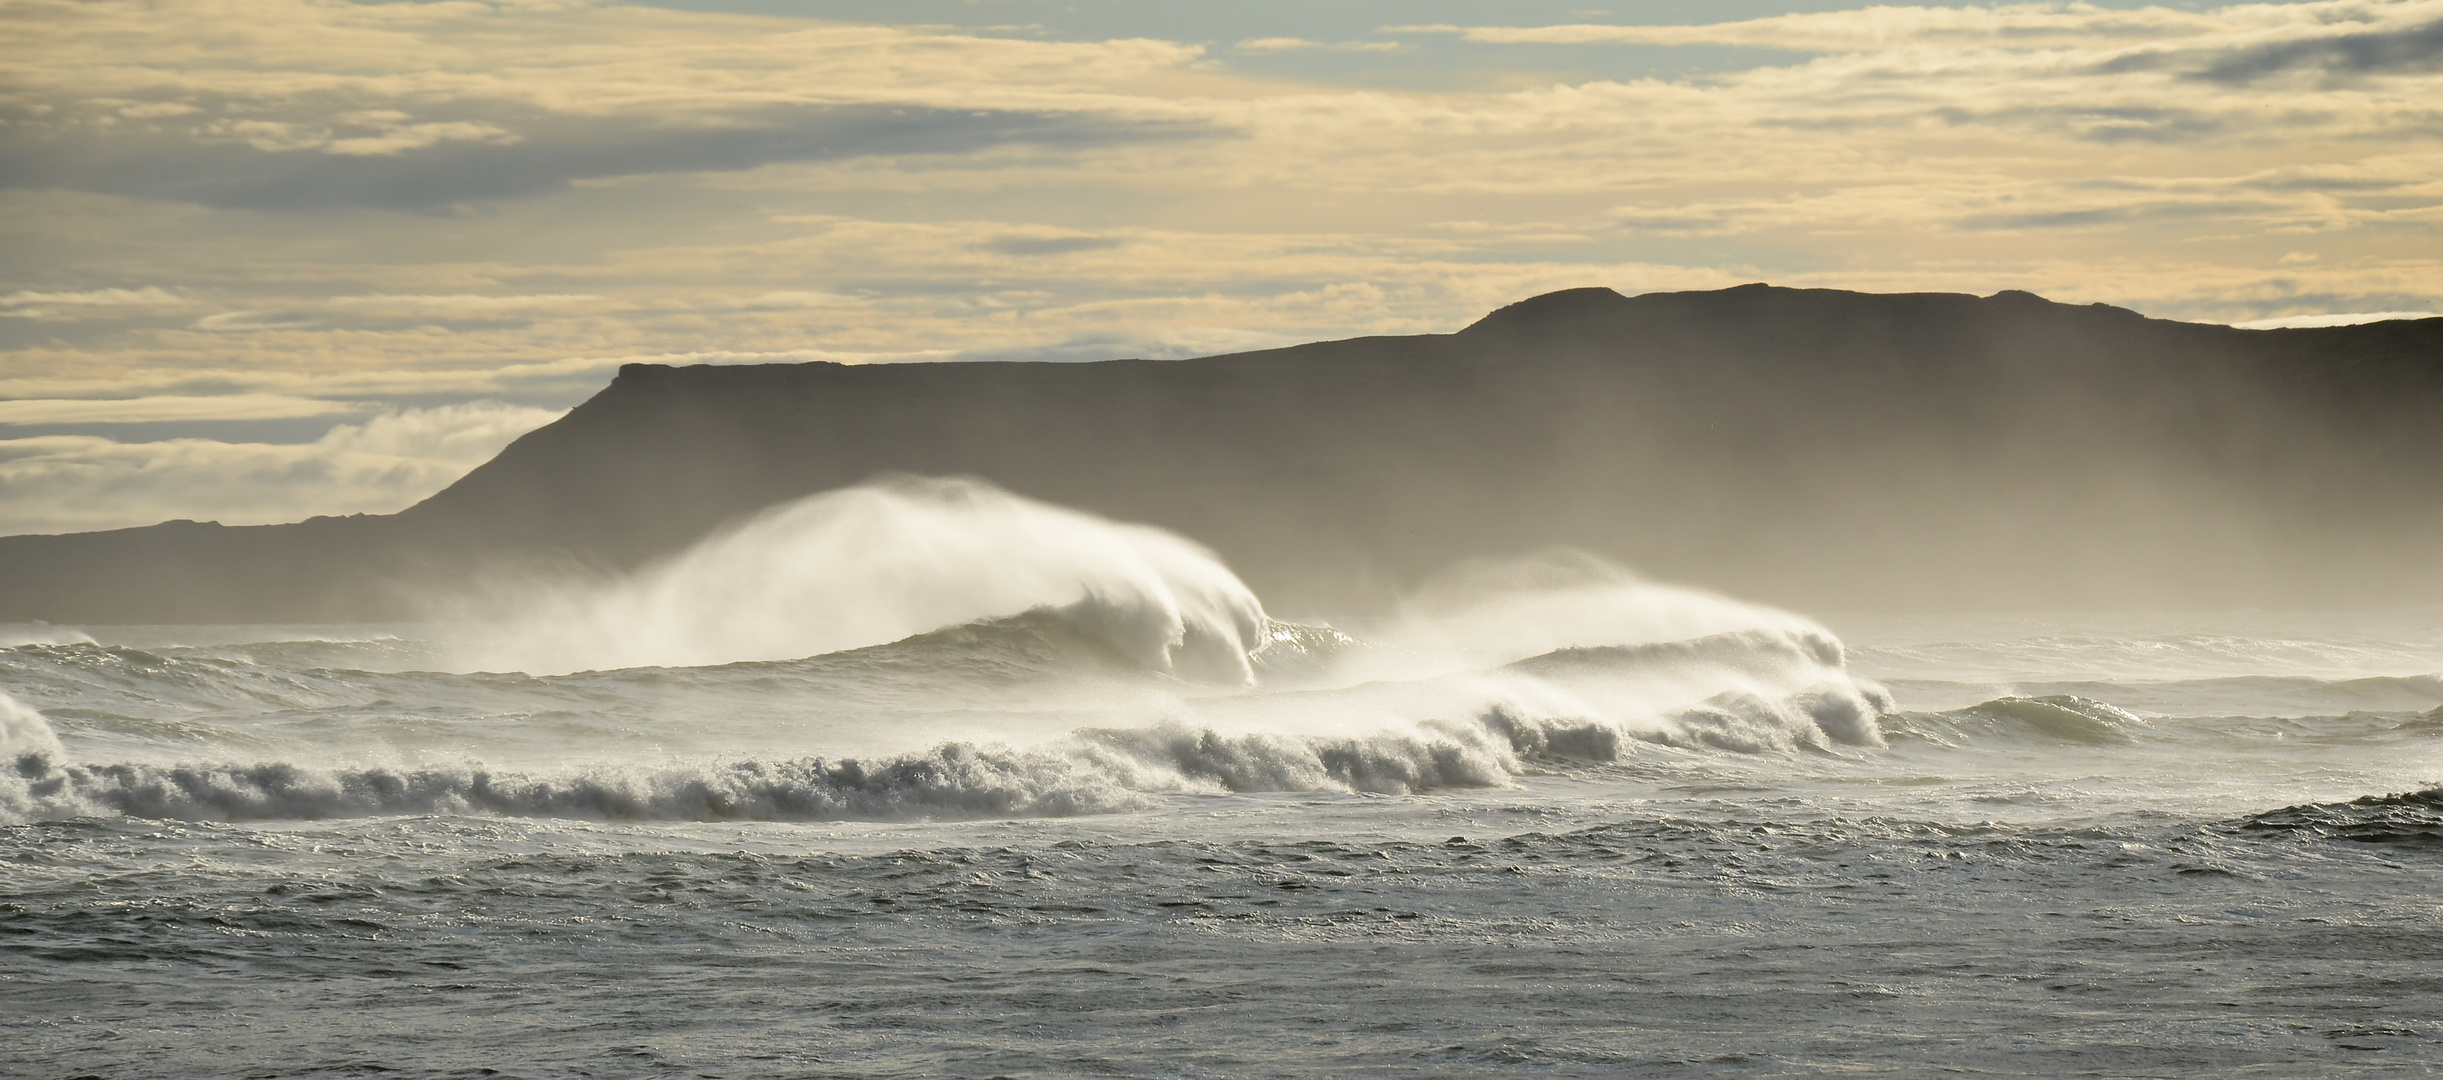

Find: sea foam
0;482;1909;824
454;476;1268;680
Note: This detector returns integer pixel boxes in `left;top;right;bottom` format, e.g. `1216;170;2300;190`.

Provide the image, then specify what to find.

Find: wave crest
450;476;1269;681
2;684;1888;824
1889;695;2145;746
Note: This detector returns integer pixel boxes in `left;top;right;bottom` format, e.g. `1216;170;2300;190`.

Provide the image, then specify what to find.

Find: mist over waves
8;476;2443;1078
1;477;1894;825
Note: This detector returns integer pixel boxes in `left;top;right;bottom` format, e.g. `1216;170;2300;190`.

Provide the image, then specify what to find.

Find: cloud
2232;310;2441;329
324;120;524;158
0;393;355;426
193;310;321;331
983;234;1124;256
0;287;190;320
1389;6;2234;51
719;291;860;311
324;294;602;309
0;0;1219;211
2192;17;2443;82
0;350;949;407
930;325;1312;363
2;0;2441;490
1237;37;1402;53
321;294;607;323
1956;197;2279;231
0;104;1192;212
0;402;566;536
116;101;200;119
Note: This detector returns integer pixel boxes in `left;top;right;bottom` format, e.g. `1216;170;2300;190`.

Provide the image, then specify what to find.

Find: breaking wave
0;624;95;648
0;611;1894;824
2;691;1884;824
0;482;1918;825
1888;695;2147;746
450;476;1268;682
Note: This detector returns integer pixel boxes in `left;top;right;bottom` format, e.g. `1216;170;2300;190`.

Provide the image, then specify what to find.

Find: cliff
6;284;2440;621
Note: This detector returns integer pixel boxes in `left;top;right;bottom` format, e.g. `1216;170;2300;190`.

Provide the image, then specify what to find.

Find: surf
0;478;1906;824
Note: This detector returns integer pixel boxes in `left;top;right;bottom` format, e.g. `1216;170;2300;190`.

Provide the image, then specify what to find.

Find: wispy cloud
2190;16;2443;82
0;393;355;426
1390;3;2435;53
193;310;321;332
0;287;190;320
1;105;1189;212
0;402;566;535
1237;37;1402;53
3;0;2441;533
2233;310;2441;328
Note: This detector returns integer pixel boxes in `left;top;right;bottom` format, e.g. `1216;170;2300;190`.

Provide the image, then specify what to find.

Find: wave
1876;673;2443;722
3;690;64;765
0;620;1892;823
1500;628;1887;749
1844;618;2443;684
0;496;1908;823
442;476;1269;681
0;624;95;648
1887;695;2146;747
0;609;1899;824
0;686;1885;824
2238;787;2443;848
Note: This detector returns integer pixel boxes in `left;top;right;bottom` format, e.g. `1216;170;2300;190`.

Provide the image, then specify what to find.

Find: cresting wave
0;688;1881;823
0;478;1910;824
451;476;1268;681
0;619;1893;823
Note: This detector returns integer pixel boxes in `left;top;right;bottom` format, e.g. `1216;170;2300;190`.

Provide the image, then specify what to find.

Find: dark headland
7;283;2441;621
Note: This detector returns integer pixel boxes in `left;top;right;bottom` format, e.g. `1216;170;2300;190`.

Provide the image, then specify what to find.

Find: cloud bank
0;403;564;535
1;0;2438;533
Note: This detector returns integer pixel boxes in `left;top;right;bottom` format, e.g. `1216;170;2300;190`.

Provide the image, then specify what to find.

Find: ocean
5;480;2441;1077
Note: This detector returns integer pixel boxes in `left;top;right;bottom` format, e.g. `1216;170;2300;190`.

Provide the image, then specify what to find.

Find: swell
1886;695;2147;746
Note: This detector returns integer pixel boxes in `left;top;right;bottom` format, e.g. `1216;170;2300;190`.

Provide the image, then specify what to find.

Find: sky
2;0;2440;535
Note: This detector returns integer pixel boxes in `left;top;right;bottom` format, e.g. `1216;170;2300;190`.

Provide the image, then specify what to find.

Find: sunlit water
6;482;2442;1077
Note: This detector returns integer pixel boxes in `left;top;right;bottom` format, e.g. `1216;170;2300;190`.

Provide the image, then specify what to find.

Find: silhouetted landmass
6;284;2440;621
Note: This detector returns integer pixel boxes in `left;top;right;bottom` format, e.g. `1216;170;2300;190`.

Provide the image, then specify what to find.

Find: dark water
5;565;2443;1076
8;785;2442;1078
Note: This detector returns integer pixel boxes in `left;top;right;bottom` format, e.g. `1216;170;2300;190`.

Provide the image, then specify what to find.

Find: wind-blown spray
459;476;1269;679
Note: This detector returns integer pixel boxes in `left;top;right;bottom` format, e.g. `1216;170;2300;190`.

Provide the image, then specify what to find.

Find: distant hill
6;284;2440;622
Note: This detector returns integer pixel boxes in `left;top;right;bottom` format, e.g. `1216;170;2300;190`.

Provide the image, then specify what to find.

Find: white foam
0;690;63;762
1355;548;1835;675
0;624;97;648
0;694;1833;824
0;690;69;822
452;476;1269;680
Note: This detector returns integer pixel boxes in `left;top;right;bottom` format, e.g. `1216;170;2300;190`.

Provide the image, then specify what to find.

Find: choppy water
6;482;2442;1077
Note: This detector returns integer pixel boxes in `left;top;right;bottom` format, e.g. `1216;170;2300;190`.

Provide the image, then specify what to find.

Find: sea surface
6;482;2442;1078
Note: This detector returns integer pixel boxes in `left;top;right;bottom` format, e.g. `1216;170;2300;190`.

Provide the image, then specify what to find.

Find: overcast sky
4;0;2440;534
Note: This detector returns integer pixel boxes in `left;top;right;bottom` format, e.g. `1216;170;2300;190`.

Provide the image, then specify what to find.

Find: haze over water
6;479;2441;1076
